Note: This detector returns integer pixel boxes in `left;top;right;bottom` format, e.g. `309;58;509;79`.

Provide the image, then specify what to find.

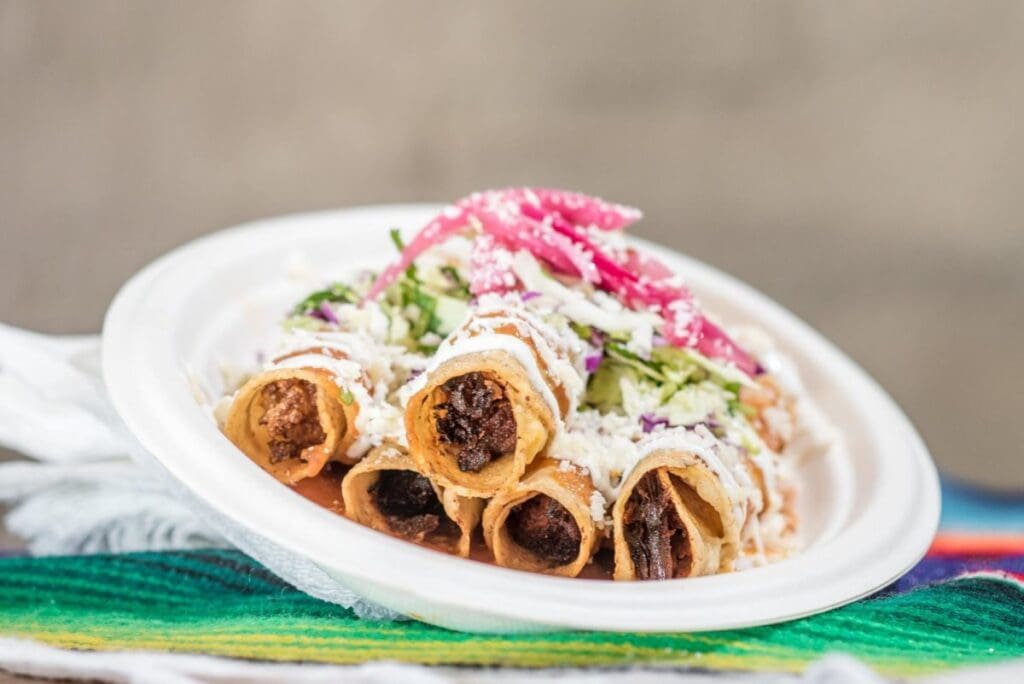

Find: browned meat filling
434;372;517;472
507;494;581;567
259;379;326;463
623;472;688;580
369;470;454;540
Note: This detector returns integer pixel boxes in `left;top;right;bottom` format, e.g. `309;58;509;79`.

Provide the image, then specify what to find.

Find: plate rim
102;204;941;632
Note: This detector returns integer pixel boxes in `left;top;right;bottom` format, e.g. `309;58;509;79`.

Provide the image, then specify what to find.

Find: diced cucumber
430;295;468;336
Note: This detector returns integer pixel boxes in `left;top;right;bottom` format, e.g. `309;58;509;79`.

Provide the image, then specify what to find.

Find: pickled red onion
508;187;642;231
365;187;758;375
366;204;473;299
469;234;517;296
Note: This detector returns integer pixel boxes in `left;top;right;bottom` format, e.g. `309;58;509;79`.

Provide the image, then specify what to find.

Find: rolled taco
741;450;799;561
404;301;583;497
740;376;794;454
612;436;744;581
342;443;482;556
482;459;599;577
224;347;361;485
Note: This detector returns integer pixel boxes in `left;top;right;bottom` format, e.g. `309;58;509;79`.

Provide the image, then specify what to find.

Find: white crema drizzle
268;329;411;456
212;250;837;566
401;295;587;427
638;426;751;533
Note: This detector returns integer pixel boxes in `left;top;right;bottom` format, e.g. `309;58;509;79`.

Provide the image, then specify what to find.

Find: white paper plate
102;205;940;633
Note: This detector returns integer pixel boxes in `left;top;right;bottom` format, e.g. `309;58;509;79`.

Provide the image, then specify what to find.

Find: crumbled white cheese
441;294;588;418
763;406;794;444
419;332;443;346
511;251;660;334
662;382;730;427
219;245;834;567
268;327;416;456
551;409;646;501
785;398;838;464
589;491;609;527
625;320;654;359
619;375;662;419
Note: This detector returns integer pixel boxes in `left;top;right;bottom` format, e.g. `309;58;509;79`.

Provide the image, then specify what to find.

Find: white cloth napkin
0;323;398;620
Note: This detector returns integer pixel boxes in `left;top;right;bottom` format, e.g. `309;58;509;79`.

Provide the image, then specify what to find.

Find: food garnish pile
220;188;832;580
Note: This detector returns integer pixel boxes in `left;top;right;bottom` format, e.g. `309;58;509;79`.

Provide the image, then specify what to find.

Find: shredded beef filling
434;372;517;473
369;470;450;540
622;472;687;580
258;379;326;464
506;494;581;567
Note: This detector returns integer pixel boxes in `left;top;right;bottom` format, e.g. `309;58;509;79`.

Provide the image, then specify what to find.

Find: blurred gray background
2;0;1022;496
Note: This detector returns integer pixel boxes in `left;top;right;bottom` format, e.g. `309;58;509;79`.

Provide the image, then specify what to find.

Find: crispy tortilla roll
741;451;799;560
342;443;482;556
612;449;741;581
740;376;794;453
405;352;556;498
405;304;581;498
482;459;599;577
224;366;359;485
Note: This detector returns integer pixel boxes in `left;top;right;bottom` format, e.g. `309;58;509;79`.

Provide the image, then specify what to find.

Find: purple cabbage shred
308;301;340;324
640;412;670;433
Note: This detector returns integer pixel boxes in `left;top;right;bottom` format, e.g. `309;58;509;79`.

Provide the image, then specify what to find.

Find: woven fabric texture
0;536;1022;677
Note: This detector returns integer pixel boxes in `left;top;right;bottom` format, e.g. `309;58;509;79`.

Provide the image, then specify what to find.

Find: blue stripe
877;554;1024;596
941;478;1024;532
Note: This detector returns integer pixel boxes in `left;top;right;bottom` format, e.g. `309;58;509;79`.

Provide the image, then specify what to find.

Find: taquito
741;450;799;561
612;444;743;581
405;302;583;497
482;459;599;577
740;376;794;453
224;348;360;485
342;443;482;556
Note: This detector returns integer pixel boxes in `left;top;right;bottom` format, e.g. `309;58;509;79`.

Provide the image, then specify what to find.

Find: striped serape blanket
0;481;1023;678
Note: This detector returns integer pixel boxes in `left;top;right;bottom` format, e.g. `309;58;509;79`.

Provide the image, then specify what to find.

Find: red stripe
928;532;1024;557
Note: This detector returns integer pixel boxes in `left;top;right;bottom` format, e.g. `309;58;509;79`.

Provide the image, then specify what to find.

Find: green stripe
0;551;1020;675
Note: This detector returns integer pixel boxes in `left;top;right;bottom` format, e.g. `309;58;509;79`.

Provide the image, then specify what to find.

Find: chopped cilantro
569;322;594;341
440;265;471;299
405;285;438;339
390;228;418;281
605;342;666;383
389;227;405;251
292;283;358;315
339;389;355;405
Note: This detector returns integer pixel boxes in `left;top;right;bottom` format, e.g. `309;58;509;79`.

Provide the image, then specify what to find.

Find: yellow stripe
8;628;957;677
